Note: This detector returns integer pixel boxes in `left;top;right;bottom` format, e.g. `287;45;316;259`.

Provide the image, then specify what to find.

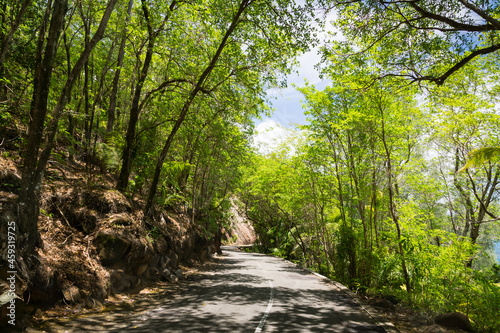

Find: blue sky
495;242;500;263
252;50;326;153
253;13;337;153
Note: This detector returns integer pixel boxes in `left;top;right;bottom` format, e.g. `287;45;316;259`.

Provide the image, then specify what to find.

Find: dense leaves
238;43;500;332
1;0;328;299
2;0;500;331
330;0;500;85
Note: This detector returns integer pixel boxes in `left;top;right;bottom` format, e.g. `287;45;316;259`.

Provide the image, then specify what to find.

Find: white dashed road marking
254;280;274;333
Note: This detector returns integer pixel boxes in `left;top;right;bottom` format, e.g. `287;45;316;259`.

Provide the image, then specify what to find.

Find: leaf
459;147;500;172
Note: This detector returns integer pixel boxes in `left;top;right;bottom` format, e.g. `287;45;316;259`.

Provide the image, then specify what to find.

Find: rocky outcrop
434;312;474;332
227;198;256;245
0;154;217;330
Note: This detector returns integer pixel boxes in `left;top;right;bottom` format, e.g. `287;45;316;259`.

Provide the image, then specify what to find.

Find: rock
34;309;43;318
109;269;123;281
145;267;160;281
0;169;21;194
74;208;98;234
161;268;171;280
83;190;131;214
122;274;140;289
133;263;148;277
94;231;131;267
83;297;103;310
149;254;161;268
168;274;179;283
113;278;130;292
174;269;183;279
62;285;81;303
434;312;474;332
168;253;179;267
33;263;52;292
369;297;395;311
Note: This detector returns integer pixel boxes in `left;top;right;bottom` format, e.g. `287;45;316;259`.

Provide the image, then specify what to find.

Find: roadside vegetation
239;2;500;332
1;0;500;332
0;0;326;328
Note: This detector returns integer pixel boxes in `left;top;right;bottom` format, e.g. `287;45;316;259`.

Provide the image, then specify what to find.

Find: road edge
234;247;400;333
309;271;400;333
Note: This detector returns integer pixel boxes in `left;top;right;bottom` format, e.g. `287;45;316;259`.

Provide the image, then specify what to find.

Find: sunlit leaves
331;0;500;85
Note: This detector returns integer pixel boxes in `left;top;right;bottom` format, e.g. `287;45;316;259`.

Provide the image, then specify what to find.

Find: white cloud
265;10;342;128
252;118;310;156
252;119;292;154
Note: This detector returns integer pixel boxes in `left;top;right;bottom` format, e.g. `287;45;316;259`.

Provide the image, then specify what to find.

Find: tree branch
408;2;493;32
457;0;500;30
430;43;500;85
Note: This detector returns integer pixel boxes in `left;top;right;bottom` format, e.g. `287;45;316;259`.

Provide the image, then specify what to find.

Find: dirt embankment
0;147;218;330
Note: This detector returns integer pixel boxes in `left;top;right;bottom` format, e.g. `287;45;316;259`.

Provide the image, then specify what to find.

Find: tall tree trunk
346;132;369;250
379;102;412;304
78;2;93;164
17;0;117;279
18;0;67;272
117;0;177;191
107;0;133;133
143;0;251;218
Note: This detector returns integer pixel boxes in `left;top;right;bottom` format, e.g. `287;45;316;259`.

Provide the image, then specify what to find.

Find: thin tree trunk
378;102;412;304
143;0;251;218
117;0;177;191
18;0;67;268
107;0;133;132
17;0;117;276
346;132;369;249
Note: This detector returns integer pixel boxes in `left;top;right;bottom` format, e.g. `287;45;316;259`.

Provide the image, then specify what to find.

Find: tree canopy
331;0;500;84
1;0;499;331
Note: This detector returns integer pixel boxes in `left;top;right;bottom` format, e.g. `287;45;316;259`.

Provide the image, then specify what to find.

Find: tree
426;60;500;246
107;0;133;133
116;0;179;191
143;0;323;216
331;0;500;85
17;0;69;272
0;0;31;67
17;0;118;277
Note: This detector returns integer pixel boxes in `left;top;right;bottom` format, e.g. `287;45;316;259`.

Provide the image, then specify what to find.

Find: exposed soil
0;140;218;331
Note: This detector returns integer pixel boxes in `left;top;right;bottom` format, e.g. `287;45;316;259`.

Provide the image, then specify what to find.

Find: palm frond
458;147;500;172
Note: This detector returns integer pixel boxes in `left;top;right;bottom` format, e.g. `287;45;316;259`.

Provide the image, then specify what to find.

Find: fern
96;142;121;171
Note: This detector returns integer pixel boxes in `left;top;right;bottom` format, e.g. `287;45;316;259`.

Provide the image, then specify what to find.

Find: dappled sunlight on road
27;248;386;332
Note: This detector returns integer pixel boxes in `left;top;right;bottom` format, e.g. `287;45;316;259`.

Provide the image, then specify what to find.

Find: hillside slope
0;142;218;330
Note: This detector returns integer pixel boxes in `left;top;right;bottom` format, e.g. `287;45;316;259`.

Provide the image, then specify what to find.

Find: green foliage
4;0;500;330
460;147;500;172
331;0;500;85
95;142;121;172
147;226;160;243
162;193;186;208
238;40;500;330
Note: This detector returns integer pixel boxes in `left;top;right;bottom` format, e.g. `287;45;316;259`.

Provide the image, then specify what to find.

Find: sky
253;12;338;154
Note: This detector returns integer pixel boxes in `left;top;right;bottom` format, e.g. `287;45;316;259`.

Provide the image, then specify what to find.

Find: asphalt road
29;246;390;332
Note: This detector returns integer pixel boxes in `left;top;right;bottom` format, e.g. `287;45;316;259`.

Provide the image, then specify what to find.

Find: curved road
29;246;392;332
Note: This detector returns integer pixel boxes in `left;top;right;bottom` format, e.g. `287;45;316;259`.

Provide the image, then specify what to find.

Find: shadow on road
28;249;385;332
